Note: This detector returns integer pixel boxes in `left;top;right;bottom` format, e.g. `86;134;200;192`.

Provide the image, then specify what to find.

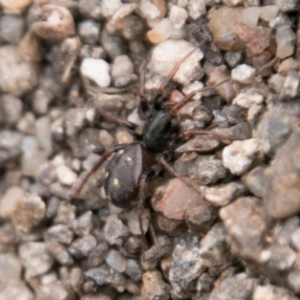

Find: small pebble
104;214;130;245
181;81;204;100
255;102;300;153
243;7;260;27
141;270;171;300
80;58;111;87
224;51;243;68
169;5;188;29
147;18;173;44
21;149;48;178
275;0;300;12
0;281;33;300
111;55;134;79
199;223;228;268
151;39;203;85
263;128;300;219
152;178;205;220
68;235;97;259
19;242;54;277
222;138;269;175
190;155;227;185
268;74;285;93
0;186;25;219
209;273;258;300
36;116;52;156
288;270;300;294
100;0;123;18
187;0;206;20
204;181;246;206
0;253;22;283
231;64;256;84
220;197;269;260
70;211;93;237
47;224;74;245
260;245;296;271
12;193;46;234
78;20;100;45
280;70;299;100
31;5;75;40
87;242;109;268
56;165;77;186
0;14;24;44
127;207;150;235
79;0;102;19
208;7;244;51
0;46;38;96
233;90;264;109
0;94;23;125
54;202;76;224
276;26;296;59
0;0;32;14
259;5;279;21
291;228;300;251
138;0;166;21
106;250;127;273
253;284;298;300
242;166;266;198
208;65;235;102
169;235;202;291
126;259;143;282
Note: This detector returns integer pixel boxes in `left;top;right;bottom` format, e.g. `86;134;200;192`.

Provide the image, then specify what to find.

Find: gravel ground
1;0;300;299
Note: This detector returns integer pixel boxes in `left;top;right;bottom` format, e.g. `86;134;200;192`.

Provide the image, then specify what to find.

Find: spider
70;47;230;257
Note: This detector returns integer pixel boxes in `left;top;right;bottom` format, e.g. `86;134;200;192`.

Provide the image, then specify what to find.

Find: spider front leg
69;144;127;199
157;155;201;196
137;168;155;260
138;47;198;117
95;105;137;131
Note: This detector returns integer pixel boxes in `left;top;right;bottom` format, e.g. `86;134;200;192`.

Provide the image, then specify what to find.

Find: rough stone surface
263;128;300;219
141;270;171;300
19;242;54;277
0;46;38;96
222;138;269;175
151;40;203;85
220;197;270;261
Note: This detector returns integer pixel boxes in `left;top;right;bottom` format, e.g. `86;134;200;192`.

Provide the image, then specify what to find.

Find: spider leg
158;48;198;95
182;130;235;143
171;78;230;114
137;168;155;261
69;144;128;199
96;106;137;131
157;156;201;196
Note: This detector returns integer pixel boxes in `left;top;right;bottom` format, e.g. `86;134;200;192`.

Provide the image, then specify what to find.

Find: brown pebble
31;4;75;40
208;65;235;102
263;128;300;219
152;178;206;220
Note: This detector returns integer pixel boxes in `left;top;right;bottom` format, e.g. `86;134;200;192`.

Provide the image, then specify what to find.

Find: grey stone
169;235;201;290
68;235;97;259
19;242;54;277
141;270;171;300
190;155;227;185
47;224;74;245
209;273;258;300
0;253;22;283
78;20;100;44
0;46;38;96
104;214;130;246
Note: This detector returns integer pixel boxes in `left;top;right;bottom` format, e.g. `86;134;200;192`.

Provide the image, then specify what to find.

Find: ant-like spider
70;47;230;257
